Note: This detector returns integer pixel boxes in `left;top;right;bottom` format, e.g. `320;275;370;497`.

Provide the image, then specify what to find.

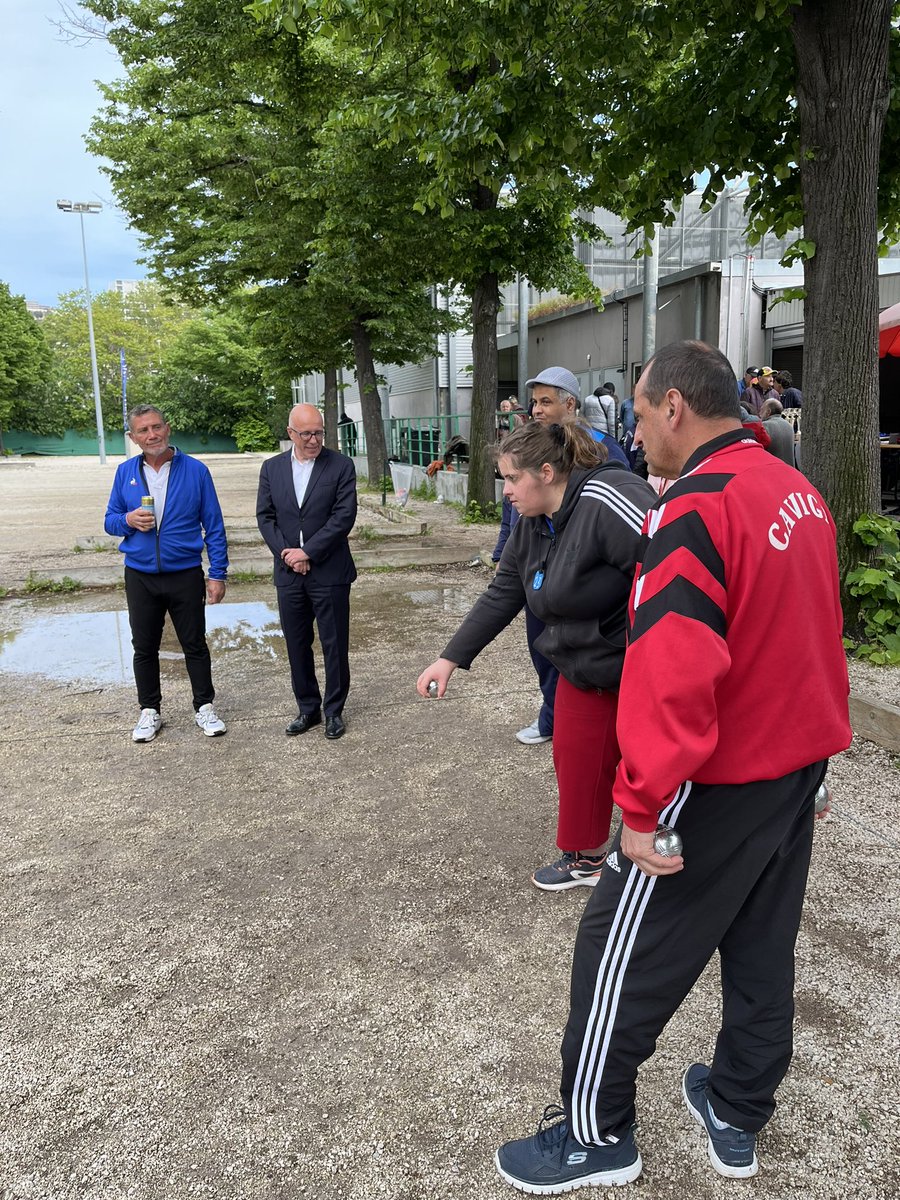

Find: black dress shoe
285;712;322;736
324;715;345;740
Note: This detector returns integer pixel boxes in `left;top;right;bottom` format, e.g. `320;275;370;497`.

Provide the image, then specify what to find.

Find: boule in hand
654;824;683;857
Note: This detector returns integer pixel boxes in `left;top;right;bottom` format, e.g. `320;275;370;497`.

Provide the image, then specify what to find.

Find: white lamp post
56;200;106;464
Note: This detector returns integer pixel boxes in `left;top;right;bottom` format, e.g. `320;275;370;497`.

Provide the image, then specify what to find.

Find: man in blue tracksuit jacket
104;404;229;744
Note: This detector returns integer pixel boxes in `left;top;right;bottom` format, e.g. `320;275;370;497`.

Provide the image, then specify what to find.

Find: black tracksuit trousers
125;566;214;712
561;760;827;1145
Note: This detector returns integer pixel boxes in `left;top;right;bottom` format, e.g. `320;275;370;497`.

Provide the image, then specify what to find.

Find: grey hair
127;404;168;429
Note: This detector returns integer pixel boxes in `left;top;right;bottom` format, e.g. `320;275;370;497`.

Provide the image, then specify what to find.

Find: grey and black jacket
442;463;655;691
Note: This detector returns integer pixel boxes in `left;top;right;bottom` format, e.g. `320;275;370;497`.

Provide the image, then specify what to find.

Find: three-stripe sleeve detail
581;481;646;535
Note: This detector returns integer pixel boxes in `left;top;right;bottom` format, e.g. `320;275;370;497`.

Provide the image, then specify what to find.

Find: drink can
141;495;155;526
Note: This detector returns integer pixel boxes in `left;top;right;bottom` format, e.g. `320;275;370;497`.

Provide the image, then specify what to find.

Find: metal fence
339;415;470;466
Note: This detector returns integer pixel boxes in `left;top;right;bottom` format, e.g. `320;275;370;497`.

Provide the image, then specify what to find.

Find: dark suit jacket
256;447;358;587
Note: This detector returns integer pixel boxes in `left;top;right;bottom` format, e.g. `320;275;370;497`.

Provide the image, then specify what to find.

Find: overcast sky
1;1;146;307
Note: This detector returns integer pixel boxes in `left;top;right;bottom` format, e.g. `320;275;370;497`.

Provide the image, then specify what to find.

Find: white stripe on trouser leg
571;782;690;1145
660;780;692;827
572;871;656;1144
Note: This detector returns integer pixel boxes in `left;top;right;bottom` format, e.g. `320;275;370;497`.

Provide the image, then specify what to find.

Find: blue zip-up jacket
104;449;229;579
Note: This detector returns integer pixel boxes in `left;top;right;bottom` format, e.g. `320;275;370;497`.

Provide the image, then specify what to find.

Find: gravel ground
0;458;897;1199
846;657;899;708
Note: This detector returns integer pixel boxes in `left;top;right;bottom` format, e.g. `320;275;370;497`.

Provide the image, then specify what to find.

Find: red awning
878;301;900;357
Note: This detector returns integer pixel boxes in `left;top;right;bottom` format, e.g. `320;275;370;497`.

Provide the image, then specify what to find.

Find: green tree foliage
248;0;599;506
83;0;461;481
0;283;53;447
238;88;463;479
147;309;275;441
571;0;898;586
254;0;900;581
41;281;194;432
86;0;593;499
232;414;279;452
39;278;277;443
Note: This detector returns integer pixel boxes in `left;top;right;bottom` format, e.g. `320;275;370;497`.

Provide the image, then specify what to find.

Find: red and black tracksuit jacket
613;428;852;832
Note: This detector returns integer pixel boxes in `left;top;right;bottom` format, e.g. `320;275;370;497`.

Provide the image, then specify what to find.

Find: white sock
708;1100;742;1131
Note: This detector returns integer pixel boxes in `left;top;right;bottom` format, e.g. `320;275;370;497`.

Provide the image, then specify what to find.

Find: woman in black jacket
417;421;655;891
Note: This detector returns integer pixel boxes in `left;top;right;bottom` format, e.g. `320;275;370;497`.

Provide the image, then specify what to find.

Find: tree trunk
791;0;891;611
323;367;338;450
351;316;388;485
467;270;500;509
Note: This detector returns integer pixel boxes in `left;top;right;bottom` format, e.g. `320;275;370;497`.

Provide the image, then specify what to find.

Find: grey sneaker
132;708;161;743
532;852;605;892
195;703;226;737
516;719;552;745
682;1064;759;1178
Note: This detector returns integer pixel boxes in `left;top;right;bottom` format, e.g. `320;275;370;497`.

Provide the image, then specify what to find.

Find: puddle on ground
0;602;283;687
401;587;473;613
0;582;481;687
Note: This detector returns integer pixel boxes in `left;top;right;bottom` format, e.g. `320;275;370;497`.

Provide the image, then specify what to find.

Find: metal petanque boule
654;824;683;857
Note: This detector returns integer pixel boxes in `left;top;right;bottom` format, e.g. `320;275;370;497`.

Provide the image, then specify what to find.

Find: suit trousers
277;577;351;717
124;566;214;712
560;759;826;1145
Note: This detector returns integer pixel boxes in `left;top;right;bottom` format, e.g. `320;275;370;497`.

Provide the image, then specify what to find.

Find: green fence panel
338;416;467;466
5;429;238;456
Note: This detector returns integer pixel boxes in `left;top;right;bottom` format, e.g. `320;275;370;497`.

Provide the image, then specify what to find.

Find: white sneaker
132;708;161;743
516;719;552;745
195;703;226;737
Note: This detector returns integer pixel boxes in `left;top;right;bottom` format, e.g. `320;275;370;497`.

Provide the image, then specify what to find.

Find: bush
233;415;277;452
461;499;501;525
844;513;900;665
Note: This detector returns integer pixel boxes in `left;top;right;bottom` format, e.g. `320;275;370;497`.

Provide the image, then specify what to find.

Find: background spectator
773;370;803;408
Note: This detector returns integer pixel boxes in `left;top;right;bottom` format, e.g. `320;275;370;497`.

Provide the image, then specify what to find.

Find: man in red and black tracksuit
495;341;852;1192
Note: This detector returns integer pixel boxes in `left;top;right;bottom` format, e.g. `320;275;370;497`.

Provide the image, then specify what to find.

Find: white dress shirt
291;454;315;545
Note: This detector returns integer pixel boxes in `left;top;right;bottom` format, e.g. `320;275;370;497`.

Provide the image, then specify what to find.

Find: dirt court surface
0;456;897;1200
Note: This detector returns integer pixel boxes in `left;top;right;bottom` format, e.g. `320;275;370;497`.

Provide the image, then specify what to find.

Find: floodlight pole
57;200;106;463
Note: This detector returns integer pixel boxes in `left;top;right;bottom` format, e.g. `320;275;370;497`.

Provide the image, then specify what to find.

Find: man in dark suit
256;403;358;740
